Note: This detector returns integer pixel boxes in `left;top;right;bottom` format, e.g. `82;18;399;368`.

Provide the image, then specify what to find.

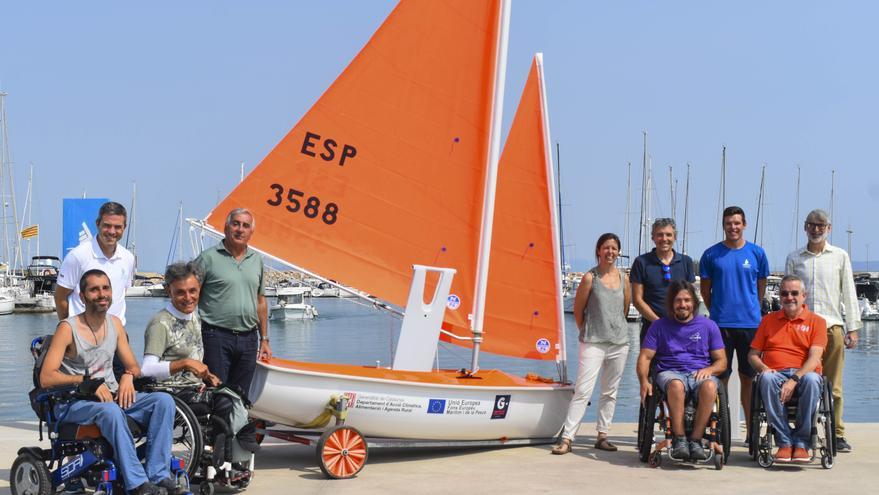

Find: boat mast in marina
715;145;726;241
624;162;631;267
829;169;835;244
0;90;24;275
638;131;652;254
753;164;766;244
791;164;800;250
682;162;690;255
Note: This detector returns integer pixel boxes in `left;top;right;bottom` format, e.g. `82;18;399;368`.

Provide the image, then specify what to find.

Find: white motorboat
0;292;14;315
859;296;879;321
269;286;318;321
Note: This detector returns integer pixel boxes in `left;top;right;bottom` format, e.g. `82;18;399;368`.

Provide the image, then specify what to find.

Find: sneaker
62;479;85;494
689;439;708;461
792;447;810;463
131;482;167;495
774;446;792;463
672;437;690;460
157;477;187;495
836;437;852;452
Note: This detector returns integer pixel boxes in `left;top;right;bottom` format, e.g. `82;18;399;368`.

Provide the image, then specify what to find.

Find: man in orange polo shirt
748;274;827;464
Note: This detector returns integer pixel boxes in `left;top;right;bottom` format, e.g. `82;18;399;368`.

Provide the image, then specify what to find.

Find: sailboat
198;0;571;474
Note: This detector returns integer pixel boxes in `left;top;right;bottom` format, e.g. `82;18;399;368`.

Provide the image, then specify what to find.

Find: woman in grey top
553;233;631;454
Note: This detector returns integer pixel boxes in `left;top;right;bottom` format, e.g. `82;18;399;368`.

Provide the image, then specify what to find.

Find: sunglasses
662;264;671;281
780;290;800;297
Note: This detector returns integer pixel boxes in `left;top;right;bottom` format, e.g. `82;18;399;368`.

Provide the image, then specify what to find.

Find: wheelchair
637;377;731;470
144;383;256;495
748;372;836;469
10;336;192;495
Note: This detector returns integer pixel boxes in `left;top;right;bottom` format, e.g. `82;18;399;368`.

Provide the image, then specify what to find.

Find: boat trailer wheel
316;425;368;479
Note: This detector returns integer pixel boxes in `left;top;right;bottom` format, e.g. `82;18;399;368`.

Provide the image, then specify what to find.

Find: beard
808;231;828;244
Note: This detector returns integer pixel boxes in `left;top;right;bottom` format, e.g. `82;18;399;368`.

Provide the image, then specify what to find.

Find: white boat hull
269;304;318;321
249;361;572;441
0;296;14;315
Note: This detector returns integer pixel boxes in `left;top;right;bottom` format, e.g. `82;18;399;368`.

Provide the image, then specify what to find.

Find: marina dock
1;422;876;493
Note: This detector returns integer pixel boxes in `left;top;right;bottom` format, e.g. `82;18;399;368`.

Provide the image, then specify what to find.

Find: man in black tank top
39;270;179;495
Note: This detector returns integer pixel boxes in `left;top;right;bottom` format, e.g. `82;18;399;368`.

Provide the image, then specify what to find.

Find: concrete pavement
1;422;876;494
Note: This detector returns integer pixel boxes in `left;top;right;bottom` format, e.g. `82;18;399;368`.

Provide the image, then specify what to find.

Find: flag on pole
20;224;39;239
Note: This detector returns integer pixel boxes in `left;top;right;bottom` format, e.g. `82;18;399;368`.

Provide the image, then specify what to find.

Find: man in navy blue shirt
699;206;769;433
630;218;696;343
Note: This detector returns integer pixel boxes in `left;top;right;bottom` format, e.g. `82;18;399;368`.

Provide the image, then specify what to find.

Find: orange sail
482;55;563;361
205;0;504;336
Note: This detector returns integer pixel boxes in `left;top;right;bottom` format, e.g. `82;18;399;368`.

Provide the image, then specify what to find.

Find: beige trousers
822;325;846;437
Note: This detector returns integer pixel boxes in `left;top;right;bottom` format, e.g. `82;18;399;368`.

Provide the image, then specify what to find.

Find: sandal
551;438;572;455
594;437;618;452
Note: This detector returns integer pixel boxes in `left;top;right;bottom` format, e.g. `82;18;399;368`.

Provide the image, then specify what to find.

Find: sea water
1;297;876;423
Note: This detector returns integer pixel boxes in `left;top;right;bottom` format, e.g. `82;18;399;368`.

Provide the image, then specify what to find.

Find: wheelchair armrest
34;384;79;402
133;376;157;391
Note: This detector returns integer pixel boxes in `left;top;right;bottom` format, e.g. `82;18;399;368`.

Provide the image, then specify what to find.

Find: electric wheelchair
10;336;192;495
637;377;731;470
748;373;836;469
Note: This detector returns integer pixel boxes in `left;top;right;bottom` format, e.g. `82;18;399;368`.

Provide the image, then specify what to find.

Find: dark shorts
720;327;758;379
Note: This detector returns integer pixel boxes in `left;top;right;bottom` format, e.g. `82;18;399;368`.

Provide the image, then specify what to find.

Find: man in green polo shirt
195;208;271;395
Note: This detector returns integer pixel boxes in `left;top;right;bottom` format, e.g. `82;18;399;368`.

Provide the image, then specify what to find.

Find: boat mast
178;202;185;261
0;91;24;273
638;131;648;254
715;145;726;241
469;0;510;375
624;162;631;267
126;182;137;270
829;169;835;244
556;143;565;273
793;164;800;249
682;162;690;255
754;164;766;244
668;165;675;226
535;53;567;381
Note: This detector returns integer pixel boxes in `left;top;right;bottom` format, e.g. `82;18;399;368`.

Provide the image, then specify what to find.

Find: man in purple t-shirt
637;280;727;461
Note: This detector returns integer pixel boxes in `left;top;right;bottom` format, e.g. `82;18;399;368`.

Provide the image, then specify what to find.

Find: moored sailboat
198;0;571;476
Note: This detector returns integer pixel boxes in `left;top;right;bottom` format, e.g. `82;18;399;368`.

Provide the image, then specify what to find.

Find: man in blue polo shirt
630;218;696;343
699;205;769;434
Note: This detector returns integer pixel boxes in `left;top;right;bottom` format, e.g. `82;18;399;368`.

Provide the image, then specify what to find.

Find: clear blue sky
1;1;877;272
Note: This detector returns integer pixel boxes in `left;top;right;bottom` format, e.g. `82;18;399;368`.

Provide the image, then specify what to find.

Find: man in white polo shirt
55;201;136;324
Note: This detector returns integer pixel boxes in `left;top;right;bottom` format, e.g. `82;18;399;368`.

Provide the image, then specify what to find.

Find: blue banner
62;198;108;256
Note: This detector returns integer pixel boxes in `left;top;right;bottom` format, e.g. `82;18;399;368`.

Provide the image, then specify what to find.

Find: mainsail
205;0;505;337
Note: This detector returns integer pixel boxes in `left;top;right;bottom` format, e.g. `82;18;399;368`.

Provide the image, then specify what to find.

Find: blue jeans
757;370;821;449
55;392;175;491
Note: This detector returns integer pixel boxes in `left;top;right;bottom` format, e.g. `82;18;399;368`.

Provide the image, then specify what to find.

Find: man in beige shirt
785;208;861;452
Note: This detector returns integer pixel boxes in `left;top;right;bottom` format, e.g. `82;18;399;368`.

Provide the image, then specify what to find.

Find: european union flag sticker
427;399;446;414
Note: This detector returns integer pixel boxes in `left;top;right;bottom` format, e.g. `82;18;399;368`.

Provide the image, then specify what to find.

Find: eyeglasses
780;290;800;297
662;264;671;281
805;222;829;231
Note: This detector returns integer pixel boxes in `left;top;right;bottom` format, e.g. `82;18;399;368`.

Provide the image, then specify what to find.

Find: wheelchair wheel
822;380;837;458
748;379;763;460
713;452;723;470
316;425;368;479
716;383;731;464
11;452;52;495
171;394;204;478
638;392;659;463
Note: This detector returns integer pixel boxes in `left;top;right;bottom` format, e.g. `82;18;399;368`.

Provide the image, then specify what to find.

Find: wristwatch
260;336;270;342
790;374;800;383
